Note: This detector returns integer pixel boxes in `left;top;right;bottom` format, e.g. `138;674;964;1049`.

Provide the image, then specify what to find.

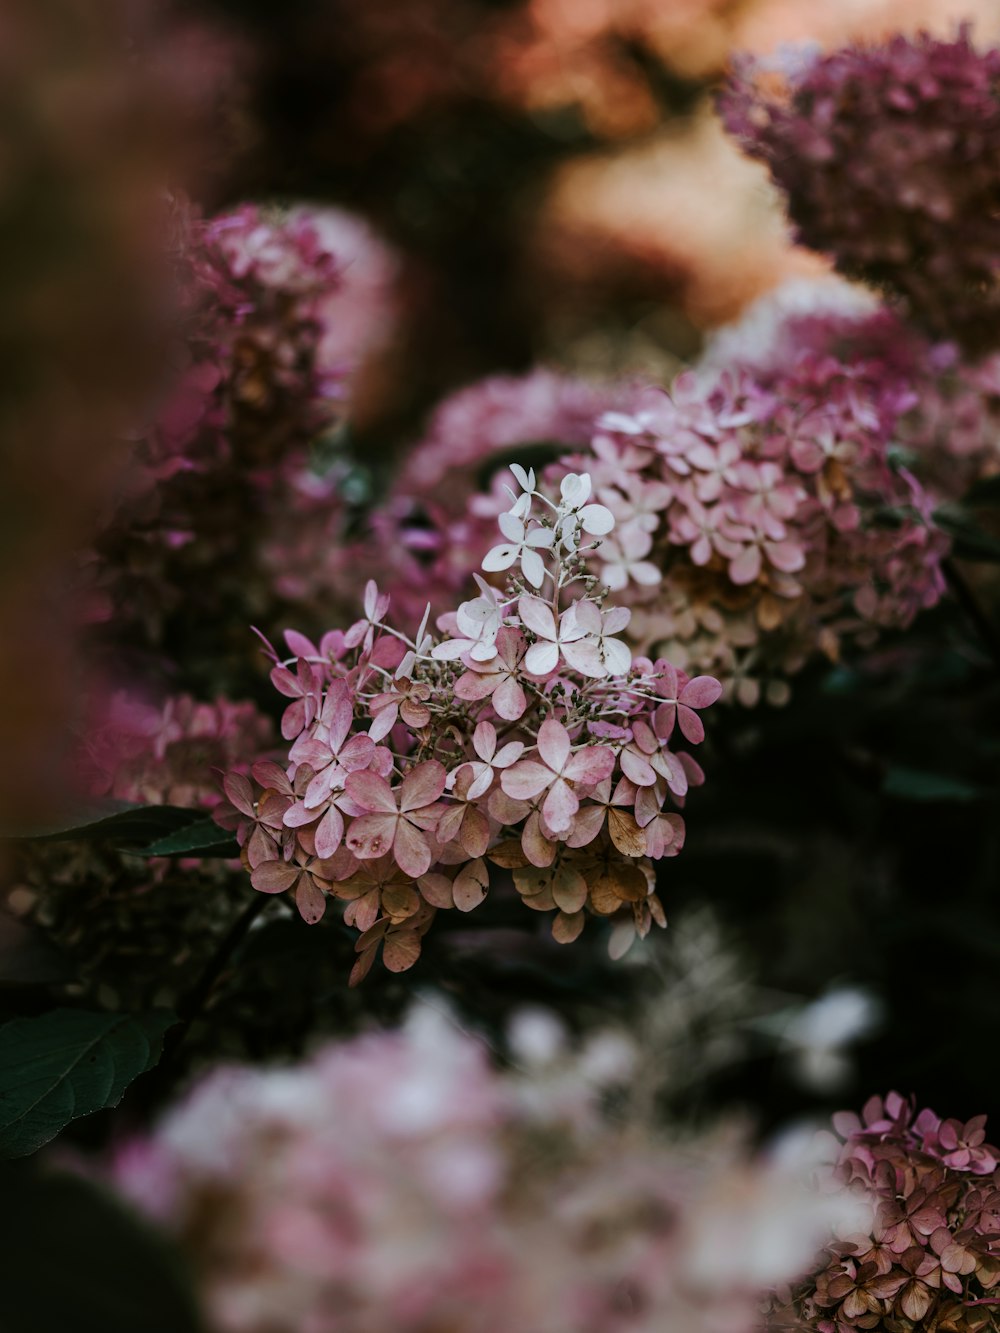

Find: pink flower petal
536;718;571;773
314;805;345;859
294;878;327;925
564;745;615;785
222;772;256;817
524;641;559;676
345;811;398;860
517;594;557;640
400;760;447;812
677;705;705;745
542;778;579;833
393;819;433;877
679;676;722;709
345;770;397;814
493;676;527;720
501;760;553;801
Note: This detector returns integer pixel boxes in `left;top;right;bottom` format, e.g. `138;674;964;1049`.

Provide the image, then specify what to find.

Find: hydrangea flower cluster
719;31;1000;354
86;201;378;656
110;1007;853;1333
551;350;948;704
79;690;273;808
218;465;720;981
769;1092;1000;1333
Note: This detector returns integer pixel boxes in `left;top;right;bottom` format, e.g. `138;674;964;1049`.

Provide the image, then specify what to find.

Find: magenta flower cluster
86;201;356;648
217;464;719;981
770;1092;1000;1333
719;30;1000;353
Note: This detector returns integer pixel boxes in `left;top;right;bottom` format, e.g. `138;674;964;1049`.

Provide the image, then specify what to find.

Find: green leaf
136;816;239;858
0;1009;175;1157
0;1166;205;1333
883;765;984;802
2;800;205;846
934;506;1000;562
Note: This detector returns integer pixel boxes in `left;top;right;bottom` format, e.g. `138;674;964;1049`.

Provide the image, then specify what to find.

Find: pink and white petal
501;761;553;801
435;804;466;846
602;606;632;635
542;778;579;833
472;720;497;762
251;861;302;894
729;544;762;585
498;511;525;542
604;638;633;676
314;805;345;859
520;547;546;589
368;706;397;743
432;638;474;661
482;543;519;572
677;705;705;745
630;561;661;586
764;539;806;573
252;760;291;792
564;745;615;785
492;741;525;768
283;800;320;829
524;641;559;676
345;811;399;860
465;764;495;802
393;820;433;878
620;749;657;787
565;803;606;848
679;676;722;709
561;639;605;678
453;669;497;702
340;734;377;771
579;502;615;535
493;676;527;720
345;770;398;814
653;701;677;741
400;760;447;812
517;594;557;640
536;718;571;773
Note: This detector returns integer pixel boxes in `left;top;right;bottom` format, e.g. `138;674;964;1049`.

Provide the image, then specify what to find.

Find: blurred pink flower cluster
720;29;1000;354
87;199;394;654
111;1007;851;1333
770;1092;1000;1333
79;690;272;809
218;465;719;980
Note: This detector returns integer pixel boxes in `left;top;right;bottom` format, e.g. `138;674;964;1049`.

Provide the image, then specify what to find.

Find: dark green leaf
0;1008;175;1157
884;765;984;802
136;816;239;858
0;1165;204;1333
2;800;205;846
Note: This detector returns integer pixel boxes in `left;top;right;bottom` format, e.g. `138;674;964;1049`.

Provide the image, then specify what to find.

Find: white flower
598;528;661;592
502;463;535;520
432;576;503;663
559;601;632;678
555;471;615;551
482;512;554;589
516;594;590;675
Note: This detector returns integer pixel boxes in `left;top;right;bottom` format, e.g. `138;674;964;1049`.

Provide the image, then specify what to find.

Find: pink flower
559;601;632;679
453;627;529;720
500;719;614;834
652;666;723;745
450;721;524;800
597;527;661;592
345;761;447;877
